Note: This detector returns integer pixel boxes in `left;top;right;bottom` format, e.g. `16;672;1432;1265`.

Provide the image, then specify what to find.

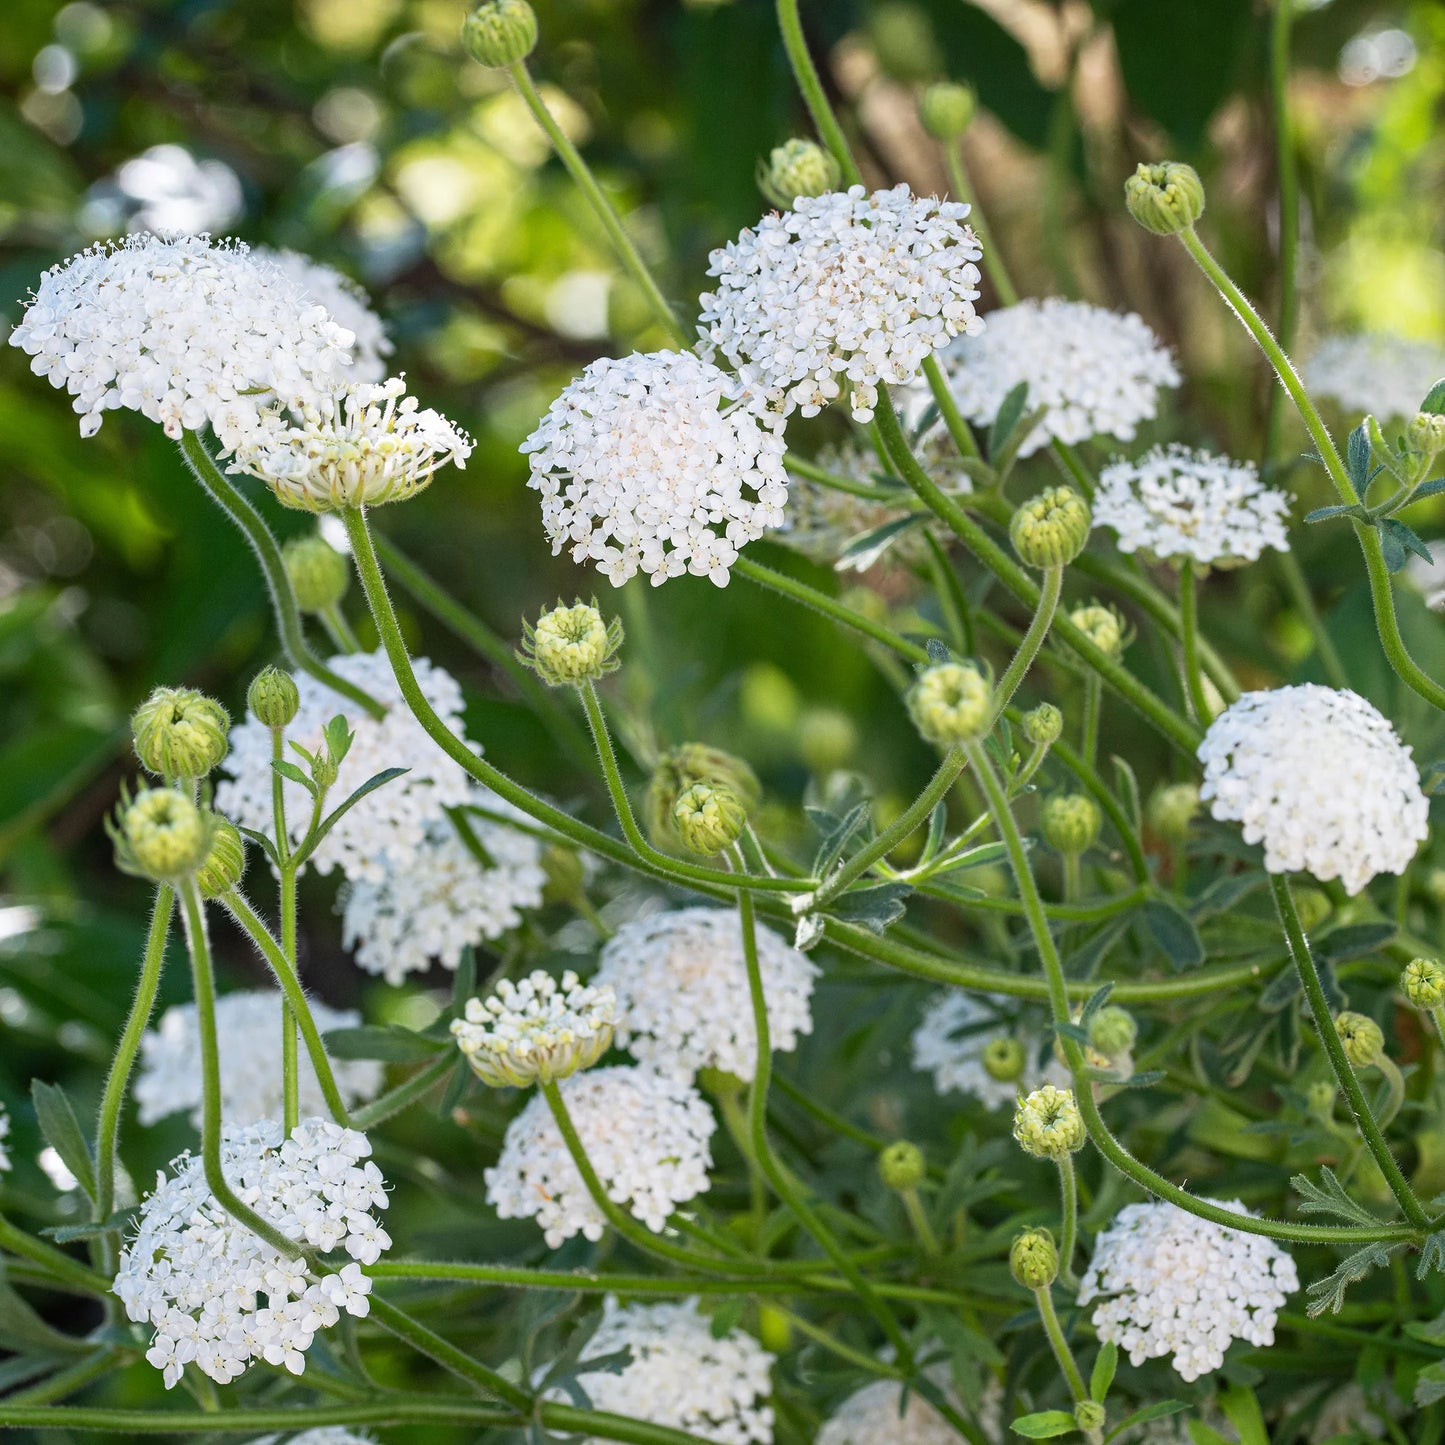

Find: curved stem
1178;560;1213;723
991;563;1063;721
273;728;300;1136
1056;1154;1079;1290
1033;1286;1101;1444
177;432;385;720
0;1216;109;1295
368;1296;529;1408
922;354;981;460
775;0;863;185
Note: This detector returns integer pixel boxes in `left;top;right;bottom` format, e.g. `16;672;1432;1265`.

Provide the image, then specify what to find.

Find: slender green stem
922;354;981;460
1178;560;1213;723
351;1052;456;1130
178;432;384;719
786;453;903;503
1271;874;1427;1229
1037;727;1149;884
1057;1154;1079;1289
1275;549;1350;688
508;62;684;345
368;1296;529;1408
1033;1285;1100;1443
273;727;301;1136
0;1216;109;1295
322;602;362;653
1266;0;1299;462
776;1304;906;1375
1;1350;122;1407
992;563;1062;721
775;0;863;185
901;1187;942;1257
944;142;1017;305
1374;1055;1407;1134
1051;441;1095;499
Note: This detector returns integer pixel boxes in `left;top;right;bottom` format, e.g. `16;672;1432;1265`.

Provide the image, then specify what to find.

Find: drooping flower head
486;1065;715;1246
911;992;1041;1110
134;991;382;1127
1077;1199;1299;1382
593;907;818;1081
1093;446;1290;567
521;350;788;588
699;183;983;423
1304;333;1445;421
1198;685;1429;893
259;248;393;382
114;1118;390;1388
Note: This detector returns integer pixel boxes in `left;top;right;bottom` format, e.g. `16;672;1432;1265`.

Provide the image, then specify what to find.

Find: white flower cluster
262;248;392;382
341;787;547;983
134;991;383;1128
251;1432;375;1445
593;907;818;1082
115;1118;390;1388
521;350;789;588
1198;684;1429;893
911;992;1039;1110
923;298;1178;456
486;1065;715;1246
8;233;355;444
0;1104;10;1173
452;969;617;1087
1092;446;1290;567
566;1299;774;1445
90;144;245;237
1304;333;1445;420
816;1379;964;1445
230;375;472;512
700;184;983;423
1077;1199;1299;1382
216;650;472;884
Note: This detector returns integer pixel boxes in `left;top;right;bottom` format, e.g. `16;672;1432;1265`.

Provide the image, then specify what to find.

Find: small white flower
910;992;1041;1110
249;1432;376;1445
1304;333;1445;421
260;248;392;382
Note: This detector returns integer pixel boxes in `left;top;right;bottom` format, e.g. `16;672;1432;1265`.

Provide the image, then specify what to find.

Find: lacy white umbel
114;1118;389;1389
342;788;546;982
486;1065;715;1247
8;233;355;444
1198;684;1429;894
920;298;1178;456
699;183;983;423
1304;333;1445;420
134;991;382;1126
1077;1199;1299;1382
566;1299;774;1445
911;992;1040;1110
521;350;788;587
261;248;393;382
593;907;818;1082
1092;446;1290;567
216;650;472;884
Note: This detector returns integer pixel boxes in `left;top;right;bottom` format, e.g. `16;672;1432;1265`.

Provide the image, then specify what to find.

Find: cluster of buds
1124;161;1205;236
132;686;230;783
521;601;623;688
283;533;350;615
758;139;840;210
645;743;760;853
461;0;537;68
1040;794;1102;857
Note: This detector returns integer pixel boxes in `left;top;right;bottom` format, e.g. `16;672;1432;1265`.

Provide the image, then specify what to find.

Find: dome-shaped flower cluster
922;298;1178;456
1092;446;1290;567
521;350;789;588
699;184;983;423
341;787;547;982
1304;333;1445;421
134;990;382;1127
565;1298;774;1445
251;1432;375;1445
593;907;818;1082
216;650;472;884
7;233;355;445
816;1378;975;1445
262;248;392;383
1198;684;1429;893
114;1118;390;1388
1077;1199;1299;1382
911;992;1041;1110
486;1065;715;1247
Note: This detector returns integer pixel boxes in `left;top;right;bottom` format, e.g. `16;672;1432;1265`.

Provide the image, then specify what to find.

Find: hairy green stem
923;353;982;460
992;563;1063;720
1178;559;1213;723
775;0;863;185
1057;1153;1080;1289
351;1052;456;1130
368;1295;529;1407
1033;1286;1100;1443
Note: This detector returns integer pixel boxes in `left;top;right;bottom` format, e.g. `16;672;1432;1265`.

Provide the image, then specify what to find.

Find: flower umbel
110;786;211;883
1011;487;1091;568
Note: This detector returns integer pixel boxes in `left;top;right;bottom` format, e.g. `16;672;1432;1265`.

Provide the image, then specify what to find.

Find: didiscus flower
261;248;393;382
699;183;983;423
1303;333;1445;421
1197;684;1428;893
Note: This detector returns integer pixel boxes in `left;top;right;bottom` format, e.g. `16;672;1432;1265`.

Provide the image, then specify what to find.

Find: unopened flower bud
1011;487;1091;568
1041;793;1101;856
983;1036;1026;1083
1404;957;1445;1009
461;0;537;67
1087;1005;1137;1061
1306;1079;1336;1118
1335;1011;1385;1068
522;600;622;687
1075;1401;1106;1434
672;782;748;857
646;743;761;851
758;139;840;209
908;661;992;746
541;844;587;906
1022;702;1063;748
918;81;975;140
132;686;230;781
112;787;210;883
1124;161;1205;236
878;1140;927;1192
1068;603;1124;661
282;534;350;614
1408;411;1445;455
1147;781;1198;843
196;817;246;899
1009;1227;1059;1289
1013;1084;1086;1161
248;666;300;730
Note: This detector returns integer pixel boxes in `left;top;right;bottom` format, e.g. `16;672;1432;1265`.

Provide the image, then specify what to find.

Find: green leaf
0;1268;91;1355
708;1296;746;1339
293;768;410;866
1414;1361;1445;1409
1080;983;1115;1027
827;881;912;934
1420;379;1445;415
1010;1411;1077;1439
1304;1240;1402;1316
1291;1167;1383;1227
1110;756;1141;832
1089;1340;1117;1403
925;637;951;666
920;801;949;866
439;1053;471;1114
1303;504;1363;524
41;1210;133;1244
988;381;1030;460
30;1080;96;1202
1103;1402;1188;1443
323;714;354;767
322;1025;446;1063
270;758;316;793
1219;1384;1268;1445
1409;477;1445;502
452;946;477;1015
1380;517;1432;569
1347;423;1372;490
1142;898;1205;971
1315;922;1395;965
836;514;924;573
812;800;872;880
1417;1230;1445;1280
236;825;281;870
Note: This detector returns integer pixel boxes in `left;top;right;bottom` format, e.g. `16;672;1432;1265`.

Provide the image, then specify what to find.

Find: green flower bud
540;844;587;906
1335;1011;1385;1068
1124;160;1205;236
1087;1005;1137;1061
1011;486;1091;568
1022;702;1063;747
132;686;230;781
758;138;840;210
1147;781;1198;843
196;816;246;899
907;661;992;746
1068;602;1125;661
1040;793;1101;856
461;0;537;67
1408;411;1445;455
1428;869;1445;907
1075;1401;1106;1434
248;666;301;730
1306;1079;1336;1119
111;787;210;883
1013;1084;1086;1160
982;1036;1026;1083
1009;1227;1059;1289
878;1140;927;1192
282;534;350;614
521;600;623;687
918;81;975;140
645;744;761;851
756;1303;793;1354
672;782;748;857
1292;885;1332;933
1404;957;1445;1009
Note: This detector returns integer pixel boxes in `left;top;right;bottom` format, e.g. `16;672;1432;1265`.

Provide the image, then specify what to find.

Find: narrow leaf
988;380;1030;459
1303;504;1361;524
270;759;316;793
293;768;410;866
322;1025;446;1063
1110;756;1141;831
1143;898;1205;971
31;1080;96;1202
1089;1340;1117;1403
1381;517;1433;566
1010;1411;1077;1439
1290;1167;1382;1227
1420;379;1445;415
827;881;912;934
1409;477;1445;502
1346;424;1371;489
836;514;924;573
